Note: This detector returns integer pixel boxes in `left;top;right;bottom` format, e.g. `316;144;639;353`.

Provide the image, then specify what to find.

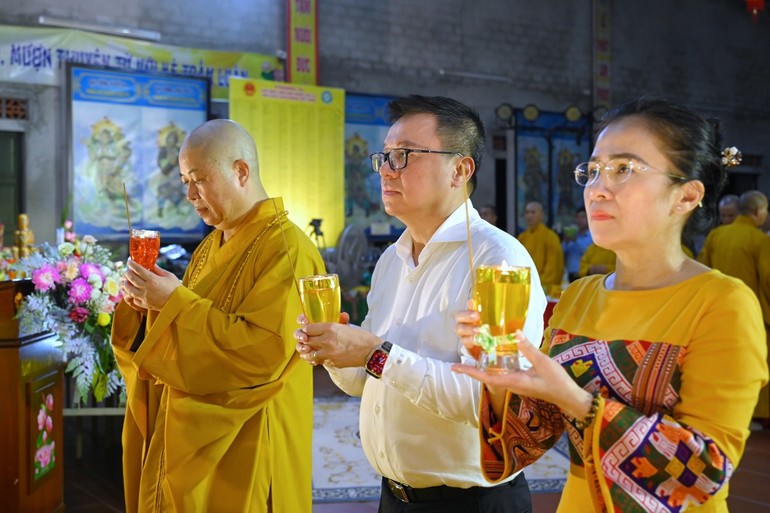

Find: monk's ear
233;159;250;186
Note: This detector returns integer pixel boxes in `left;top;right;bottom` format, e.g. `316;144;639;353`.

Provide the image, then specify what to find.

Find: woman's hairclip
721;146;742;168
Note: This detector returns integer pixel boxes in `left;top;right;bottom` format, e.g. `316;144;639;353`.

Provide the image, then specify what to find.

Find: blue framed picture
68;65;210;242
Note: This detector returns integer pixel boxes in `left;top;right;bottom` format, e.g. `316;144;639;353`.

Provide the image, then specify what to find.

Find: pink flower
67;278;92;304
68;306;90;323
64;220;73;230
56;261;67;272
37;407;47;431
36;444;52;468
45;393;53;411
79;262;104;281
65;231;76;242
45;415;53;433
31;265;61;292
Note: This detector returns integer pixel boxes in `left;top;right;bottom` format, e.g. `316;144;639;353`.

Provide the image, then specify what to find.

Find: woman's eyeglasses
574;158;688;187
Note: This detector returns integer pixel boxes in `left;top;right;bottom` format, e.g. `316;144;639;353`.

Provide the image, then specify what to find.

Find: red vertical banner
593;0;611;110
287;0;319;84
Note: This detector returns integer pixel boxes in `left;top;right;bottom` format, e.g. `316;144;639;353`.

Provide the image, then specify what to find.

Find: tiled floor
63;367;770;512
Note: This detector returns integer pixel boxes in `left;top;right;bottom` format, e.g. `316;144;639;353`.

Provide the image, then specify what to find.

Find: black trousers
378;473;532;513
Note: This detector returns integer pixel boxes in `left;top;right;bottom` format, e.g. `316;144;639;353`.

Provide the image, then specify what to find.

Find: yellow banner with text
229;78;345;248
287;0;318;84
0;25;282;100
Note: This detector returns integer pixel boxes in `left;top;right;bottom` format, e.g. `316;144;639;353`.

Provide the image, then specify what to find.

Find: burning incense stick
122;182;132;232
272;198;306;318
463;167;475;294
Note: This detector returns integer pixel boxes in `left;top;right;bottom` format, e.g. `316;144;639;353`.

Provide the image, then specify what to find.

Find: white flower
87;273;103;289
82;235;97;245
103;276;120;297
58;243;75;257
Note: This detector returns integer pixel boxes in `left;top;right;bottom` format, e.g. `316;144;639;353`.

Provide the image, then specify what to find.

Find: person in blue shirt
562;206;592;282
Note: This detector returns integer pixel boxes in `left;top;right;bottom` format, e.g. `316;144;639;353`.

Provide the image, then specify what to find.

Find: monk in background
114;119;324;512
699;190;770;427
518;200;564;296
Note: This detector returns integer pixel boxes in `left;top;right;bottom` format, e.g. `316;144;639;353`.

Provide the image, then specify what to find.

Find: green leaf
65;358;80;373
473;325;517;366
92;373;107;403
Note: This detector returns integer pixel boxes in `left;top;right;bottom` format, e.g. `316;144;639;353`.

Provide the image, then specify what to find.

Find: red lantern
746;0;765;23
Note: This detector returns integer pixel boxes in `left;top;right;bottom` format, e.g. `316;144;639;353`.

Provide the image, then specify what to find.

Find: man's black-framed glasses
369;148;463;173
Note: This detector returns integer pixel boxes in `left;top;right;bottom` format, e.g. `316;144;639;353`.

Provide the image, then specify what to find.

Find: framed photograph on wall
67;64;210;242
344;93;400;230
514;109;591;233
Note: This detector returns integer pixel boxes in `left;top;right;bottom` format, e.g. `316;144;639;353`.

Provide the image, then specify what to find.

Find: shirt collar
395;200;480;262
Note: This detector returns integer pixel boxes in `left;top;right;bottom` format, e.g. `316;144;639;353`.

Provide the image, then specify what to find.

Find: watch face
522;104;540;122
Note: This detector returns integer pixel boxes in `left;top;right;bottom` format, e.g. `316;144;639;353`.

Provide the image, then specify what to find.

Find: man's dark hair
387;95;486;193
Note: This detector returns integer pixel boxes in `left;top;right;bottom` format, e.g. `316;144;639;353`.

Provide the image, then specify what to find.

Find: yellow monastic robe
112;197;324;513
518;223;564;293
578;243;616;278
699;216;770;419
698;216;768;306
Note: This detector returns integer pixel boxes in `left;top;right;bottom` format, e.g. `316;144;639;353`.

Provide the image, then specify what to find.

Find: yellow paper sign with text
229;78;344;248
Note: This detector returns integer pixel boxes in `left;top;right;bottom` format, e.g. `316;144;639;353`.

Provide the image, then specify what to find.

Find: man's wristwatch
364;341;392;379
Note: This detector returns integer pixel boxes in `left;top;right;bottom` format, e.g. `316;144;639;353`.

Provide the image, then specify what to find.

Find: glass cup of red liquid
129;229;160;270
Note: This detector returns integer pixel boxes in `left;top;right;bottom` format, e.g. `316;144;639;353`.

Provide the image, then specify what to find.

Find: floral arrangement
14;233;125;405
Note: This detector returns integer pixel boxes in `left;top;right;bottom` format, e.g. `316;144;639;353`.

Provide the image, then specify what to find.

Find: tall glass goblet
129;229;160;270
473;265;531;374
299;273;341;323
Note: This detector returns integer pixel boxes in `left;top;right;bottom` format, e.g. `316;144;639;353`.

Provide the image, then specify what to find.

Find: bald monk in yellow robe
578;243;615;278
699;190;770;422
518;200;564;295
113;119;324;512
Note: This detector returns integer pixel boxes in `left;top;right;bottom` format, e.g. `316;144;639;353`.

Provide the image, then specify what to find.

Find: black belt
384;474;520;503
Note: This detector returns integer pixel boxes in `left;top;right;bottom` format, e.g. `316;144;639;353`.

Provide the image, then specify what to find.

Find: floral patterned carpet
312;397;569;503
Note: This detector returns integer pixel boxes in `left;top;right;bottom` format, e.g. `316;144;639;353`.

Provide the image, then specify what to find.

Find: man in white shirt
296;95;546;512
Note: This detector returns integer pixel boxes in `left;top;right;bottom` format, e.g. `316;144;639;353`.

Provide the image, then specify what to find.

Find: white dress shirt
326;201;547;488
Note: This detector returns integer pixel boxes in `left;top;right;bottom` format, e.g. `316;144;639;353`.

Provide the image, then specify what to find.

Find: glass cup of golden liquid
129;228;161;270
299;273;341;323
472;265;531;374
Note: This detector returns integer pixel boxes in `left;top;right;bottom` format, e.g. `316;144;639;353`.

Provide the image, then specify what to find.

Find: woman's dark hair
598;97;726;242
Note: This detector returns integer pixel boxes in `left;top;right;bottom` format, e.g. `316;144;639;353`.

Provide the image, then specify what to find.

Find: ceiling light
38;15;161;42
437;69;512;83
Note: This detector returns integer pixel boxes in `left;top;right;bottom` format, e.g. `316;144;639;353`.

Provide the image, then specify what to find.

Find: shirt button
375;406;381;414
395;319;402;326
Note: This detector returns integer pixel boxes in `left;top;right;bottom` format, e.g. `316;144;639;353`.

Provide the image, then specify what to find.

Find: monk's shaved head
178;118;268;240
182;119;260;182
